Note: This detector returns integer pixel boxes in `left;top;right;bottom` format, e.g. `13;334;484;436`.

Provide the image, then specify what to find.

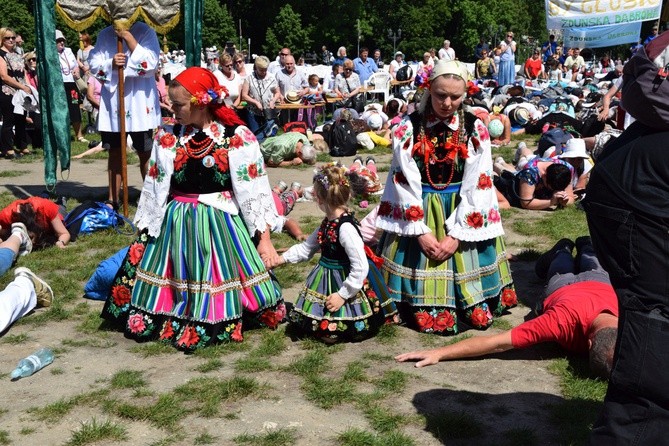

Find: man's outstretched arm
395;331;514;368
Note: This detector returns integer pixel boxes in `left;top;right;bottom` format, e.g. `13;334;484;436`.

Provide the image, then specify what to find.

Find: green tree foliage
202;0;237;49
0;1;35;49
263;4;313;57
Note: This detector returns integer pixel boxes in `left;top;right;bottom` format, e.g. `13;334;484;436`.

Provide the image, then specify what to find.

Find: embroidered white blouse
88;22;161;133
376;113;505;242
134;123;279;238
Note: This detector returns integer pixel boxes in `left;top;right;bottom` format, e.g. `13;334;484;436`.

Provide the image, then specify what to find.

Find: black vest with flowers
171;123;238;194
318;214;362;264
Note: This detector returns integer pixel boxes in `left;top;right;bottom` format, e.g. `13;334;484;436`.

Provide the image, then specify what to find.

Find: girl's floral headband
191;86;229;107
313;163;349;190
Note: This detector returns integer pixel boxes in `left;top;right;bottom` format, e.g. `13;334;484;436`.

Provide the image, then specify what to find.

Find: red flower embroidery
174;147;188;171
231;322;243;342
470;307;490;328
140;61;148;69
148;164;159;179
501;288;517;307
247;163;258;179
378;201;392;217
405;205;424;222
159;133;176;148
177;325;200;348
466;212;484;229
229;134;243;148
414;311;434;331
111;284;131;307
488;208;501;224
210;123;221;138
128;242;145;266
433;311;456;332
127;313;146;334
259;309;280;329
159;320;174;340
320;319;330;330
477;173;492;190
213;149;229;172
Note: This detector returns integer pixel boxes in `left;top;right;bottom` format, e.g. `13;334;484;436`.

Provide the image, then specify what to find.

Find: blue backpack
65;201;134;241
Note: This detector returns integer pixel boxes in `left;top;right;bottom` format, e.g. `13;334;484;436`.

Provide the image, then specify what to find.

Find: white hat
55;30;65;41
394;51;404;58
558;138;589;159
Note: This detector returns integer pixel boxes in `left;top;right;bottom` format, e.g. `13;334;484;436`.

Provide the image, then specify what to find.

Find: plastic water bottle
10;348;54;380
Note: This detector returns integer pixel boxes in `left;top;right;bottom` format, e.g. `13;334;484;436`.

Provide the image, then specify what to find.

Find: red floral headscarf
174;67;245;127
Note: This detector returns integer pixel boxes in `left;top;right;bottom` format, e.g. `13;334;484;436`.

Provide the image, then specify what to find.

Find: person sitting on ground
396;237;619;380
0;197;70;249
260;131;317;167
493;157;574;210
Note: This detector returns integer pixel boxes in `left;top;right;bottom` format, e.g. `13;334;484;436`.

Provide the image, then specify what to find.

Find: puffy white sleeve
133;126;176;237
282;228;320;263
337;222;369;300
228;125;279;235
124;22;160;79
376;118;431;236
88;27;115;84
445;119;505;241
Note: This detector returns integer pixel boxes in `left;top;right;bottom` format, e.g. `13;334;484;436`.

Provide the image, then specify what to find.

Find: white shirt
439;47;456;61
219;71;243;106
88;22;161;133
58;47;78;82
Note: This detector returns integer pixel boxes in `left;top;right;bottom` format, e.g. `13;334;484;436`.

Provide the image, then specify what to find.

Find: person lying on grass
396;237;619;380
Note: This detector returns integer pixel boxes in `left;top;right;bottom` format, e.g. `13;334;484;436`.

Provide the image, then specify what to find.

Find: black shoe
574;235;592;262
365;156;376;166
535;238;575;280
88;140;100;149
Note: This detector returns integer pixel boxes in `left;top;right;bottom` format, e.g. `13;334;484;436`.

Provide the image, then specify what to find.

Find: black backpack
396;65;413;81
327;120;358;157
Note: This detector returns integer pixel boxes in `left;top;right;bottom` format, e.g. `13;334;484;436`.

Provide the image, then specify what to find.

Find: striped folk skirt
290;256;399;343
101;196;284;351
377;185;516;335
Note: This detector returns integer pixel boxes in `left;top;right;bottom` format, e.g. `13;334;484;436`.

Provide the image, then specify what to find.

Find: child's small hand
263;253;284;269
325;293;345;312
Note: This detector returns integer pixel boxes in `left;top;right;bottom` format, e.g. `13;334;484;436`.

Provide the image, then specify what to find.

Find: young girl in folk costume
265;164;398;343
101;67;285;351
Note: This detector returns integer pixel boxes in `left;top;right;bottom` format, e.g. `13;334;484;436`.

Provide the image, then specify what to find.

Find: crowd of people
2;21;668;444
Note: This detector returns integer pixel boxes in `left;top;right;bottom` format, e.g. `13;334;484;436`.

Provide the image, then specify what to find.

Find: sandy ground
0;153;576;445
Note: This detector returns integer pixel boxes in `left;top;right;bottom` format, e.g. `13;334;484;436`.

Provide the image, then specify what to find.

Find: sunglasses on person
507;34;513;38
28;58;36;62
344;68;352;71
222;64;233;68
4;36;15;41
235;60;244;64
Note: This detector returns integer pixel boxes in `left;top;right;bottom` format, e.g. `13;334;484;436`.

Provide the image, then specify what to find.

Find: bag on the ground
536;127;573;156
83;246;129;300
547;97;575;117
64;201;134;241
327;120;358;157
